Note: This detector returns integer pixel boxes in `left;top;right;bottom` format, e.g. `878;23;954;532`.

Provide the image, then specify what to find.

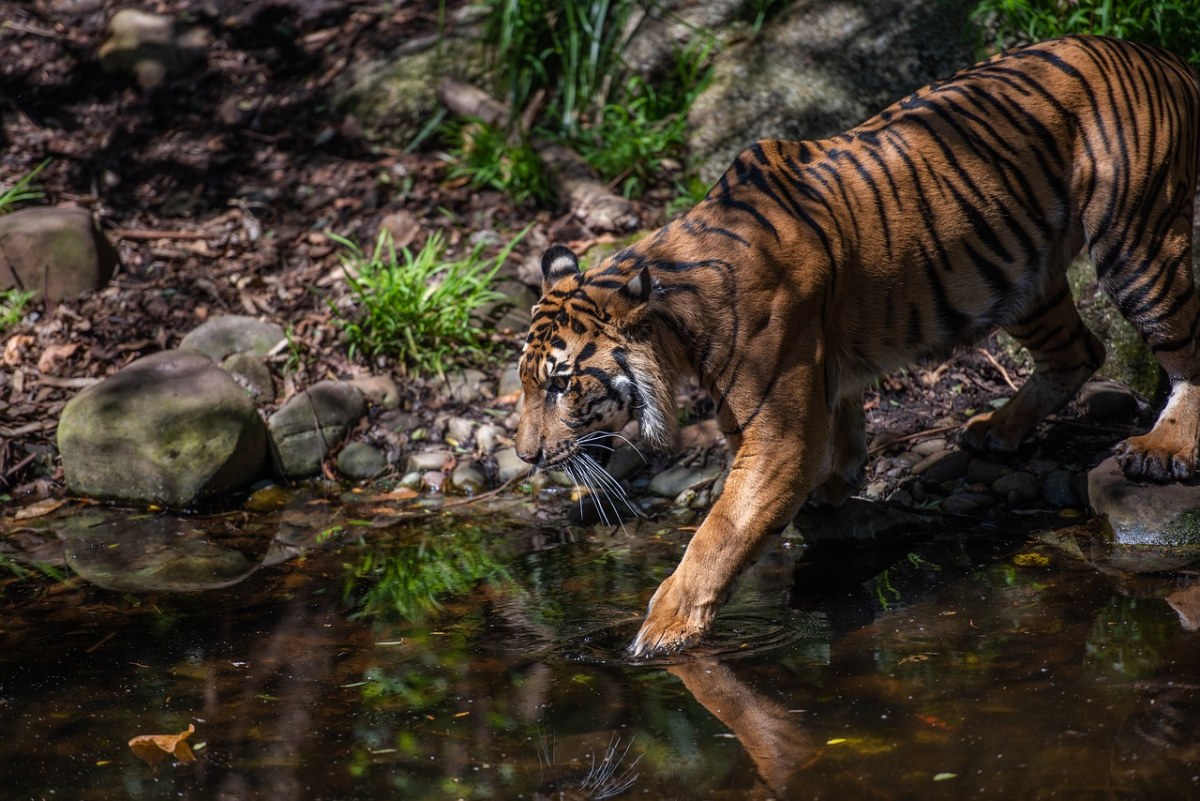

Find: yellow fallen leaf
129;723;196;770
13;498;65;520
1013;552;1051;568
826;738;847;745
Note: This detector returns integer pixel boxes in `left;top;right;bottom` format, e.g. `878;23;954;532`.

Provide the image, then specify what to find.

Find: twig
977;347;1019;392
109;229;219;241
867;423;961;456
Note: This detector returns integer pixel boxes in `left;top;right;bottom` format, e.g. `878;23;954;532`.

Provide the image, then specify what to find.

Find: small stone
442;368;492;404
966;458;1010;485
921;450;972;484
0;205;119;303
475;424;498;456
446;416;475;446
267;381;368;479
349;375;401;410
406;450;452;473
992;471;1040;504
497;365;522;399
398;471;422;489
337;442;388;481
608;444;648;481
648;462;724;498
496;443;535;482
862;480;888;501
910;481;928;502
221;352;274;402
673;487;699;508
943;491;997;516
450;462;486;495
911;437;948;457
180;315;285;362
1078;379;1138;423
1042;470;1080;509
422;471;445;493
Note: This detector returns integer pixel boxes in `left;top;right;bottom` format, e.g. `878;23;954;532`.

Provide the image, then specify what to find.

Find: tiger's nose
516;447;543;465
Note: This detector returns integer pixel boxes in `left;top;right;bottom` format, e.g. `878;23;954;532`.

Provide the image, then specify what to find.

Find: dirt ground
0;0;1093;502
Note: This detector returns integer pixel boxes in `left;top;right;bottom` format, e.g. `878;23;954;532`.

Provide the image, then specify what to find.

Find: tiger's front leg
629;375;830;657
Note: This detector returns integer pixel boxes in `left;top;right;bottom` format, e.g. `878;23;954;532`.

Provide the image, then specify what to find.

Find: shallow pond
1;491;1199;801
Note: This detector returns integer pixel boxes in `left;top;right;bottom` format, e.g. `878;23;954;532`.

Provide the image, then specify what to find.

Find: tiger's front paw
1115;434;1198;482
627;574;717;658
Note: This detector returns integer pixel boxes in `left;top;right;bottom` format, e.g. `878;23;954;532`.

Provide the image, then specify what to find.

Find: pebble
337;442;388;481
943;491;997;516
494;447;531;483
911;437;948;456
450;462;486;495
921;450;972;484
992;471;1040;503
406;450;452;473
421;470;445;492
445;416;475;446
966;458;1010;485
475;424;498;456
1042;470;1079;508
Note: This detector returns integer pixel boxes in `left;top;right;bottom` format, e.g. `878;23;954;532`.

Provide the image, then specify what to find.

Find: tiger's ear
541;245;580;293
609;265;653;320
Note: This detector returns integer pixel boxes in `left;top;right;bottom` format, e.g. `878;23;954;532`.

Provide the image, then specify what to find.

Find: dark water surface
2;494;1199;801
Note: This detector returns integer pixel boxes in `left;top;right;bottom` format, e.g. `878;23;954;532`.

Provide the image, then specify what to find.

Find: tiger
515;35;1200;657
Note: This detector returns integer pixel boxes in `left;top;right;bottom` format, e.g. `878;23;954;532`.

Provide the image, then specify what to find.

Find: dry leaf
37;342;81;373
362;488;419;502
129;723;197;770
13;498;65;520
4;334;34;367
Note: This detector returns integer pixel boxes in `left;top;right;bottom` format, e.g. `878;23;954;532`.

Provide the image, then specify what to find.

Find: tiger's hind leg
962;280;1105;455
1098;212;1200;481
805;393;867;508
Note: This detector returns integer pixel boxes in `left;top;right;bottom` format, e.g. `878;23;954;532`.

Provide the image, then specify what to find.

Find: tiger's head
515;245;677;471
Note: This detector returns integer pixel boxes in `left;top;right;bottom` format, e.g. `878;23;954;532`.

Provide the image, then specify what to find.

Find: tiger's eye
548;375;569;394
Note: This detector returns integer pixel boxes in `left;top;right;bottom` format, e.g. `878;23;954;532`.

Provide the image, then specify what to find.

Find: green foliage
0;159;49;213
330;227;525;375
0;288;35;335
447;120;555;204
463;0;716;203
972;0;1200;67
344;527;508;622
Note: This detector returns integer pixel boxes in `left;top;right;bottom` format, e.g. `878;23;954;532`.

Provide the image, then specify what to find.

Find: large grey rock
179;315;285;362
332;33;488;145
268;381;367;479
57;349;267;507
688;0;973;183
1088;457;1200;572
0;205;119;303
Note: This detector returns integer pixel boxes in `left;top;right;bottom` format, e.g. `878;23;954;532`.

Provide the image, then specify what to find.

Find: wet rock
1087;456;1200;572
57;349;267;507
495;447;531;483
398;471;422;489
688;0;972;182
1043;469;1081;509
406;450;453;474
920;449;972;485
268;381;367;479
179;315;285;362
648;461;724;499
1078;378;1139;424
337;442;388;481
98;8;208;88
943;491;997;516
966;458;1010;486
422;470;446;493
0;205;119;303
607;443;648;481
794;498;942;545
450;462;486;495
349;375;401;410
63;514;265;592
992;471;1040;505
221;352;274;402
442;367;492;404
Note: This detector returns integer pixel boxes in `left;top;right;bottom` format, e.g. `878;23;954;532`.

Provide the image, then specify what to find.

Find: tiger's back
516;36;1200;656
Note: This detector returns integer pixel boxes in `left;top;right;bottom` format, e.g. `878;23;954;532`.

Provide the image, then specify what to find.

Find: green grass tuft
0;159;49;214
329;227;526;376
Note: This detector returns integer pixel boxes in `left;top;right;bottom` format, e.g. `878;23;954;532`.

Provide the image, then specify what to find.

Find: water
2;493;1199;800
